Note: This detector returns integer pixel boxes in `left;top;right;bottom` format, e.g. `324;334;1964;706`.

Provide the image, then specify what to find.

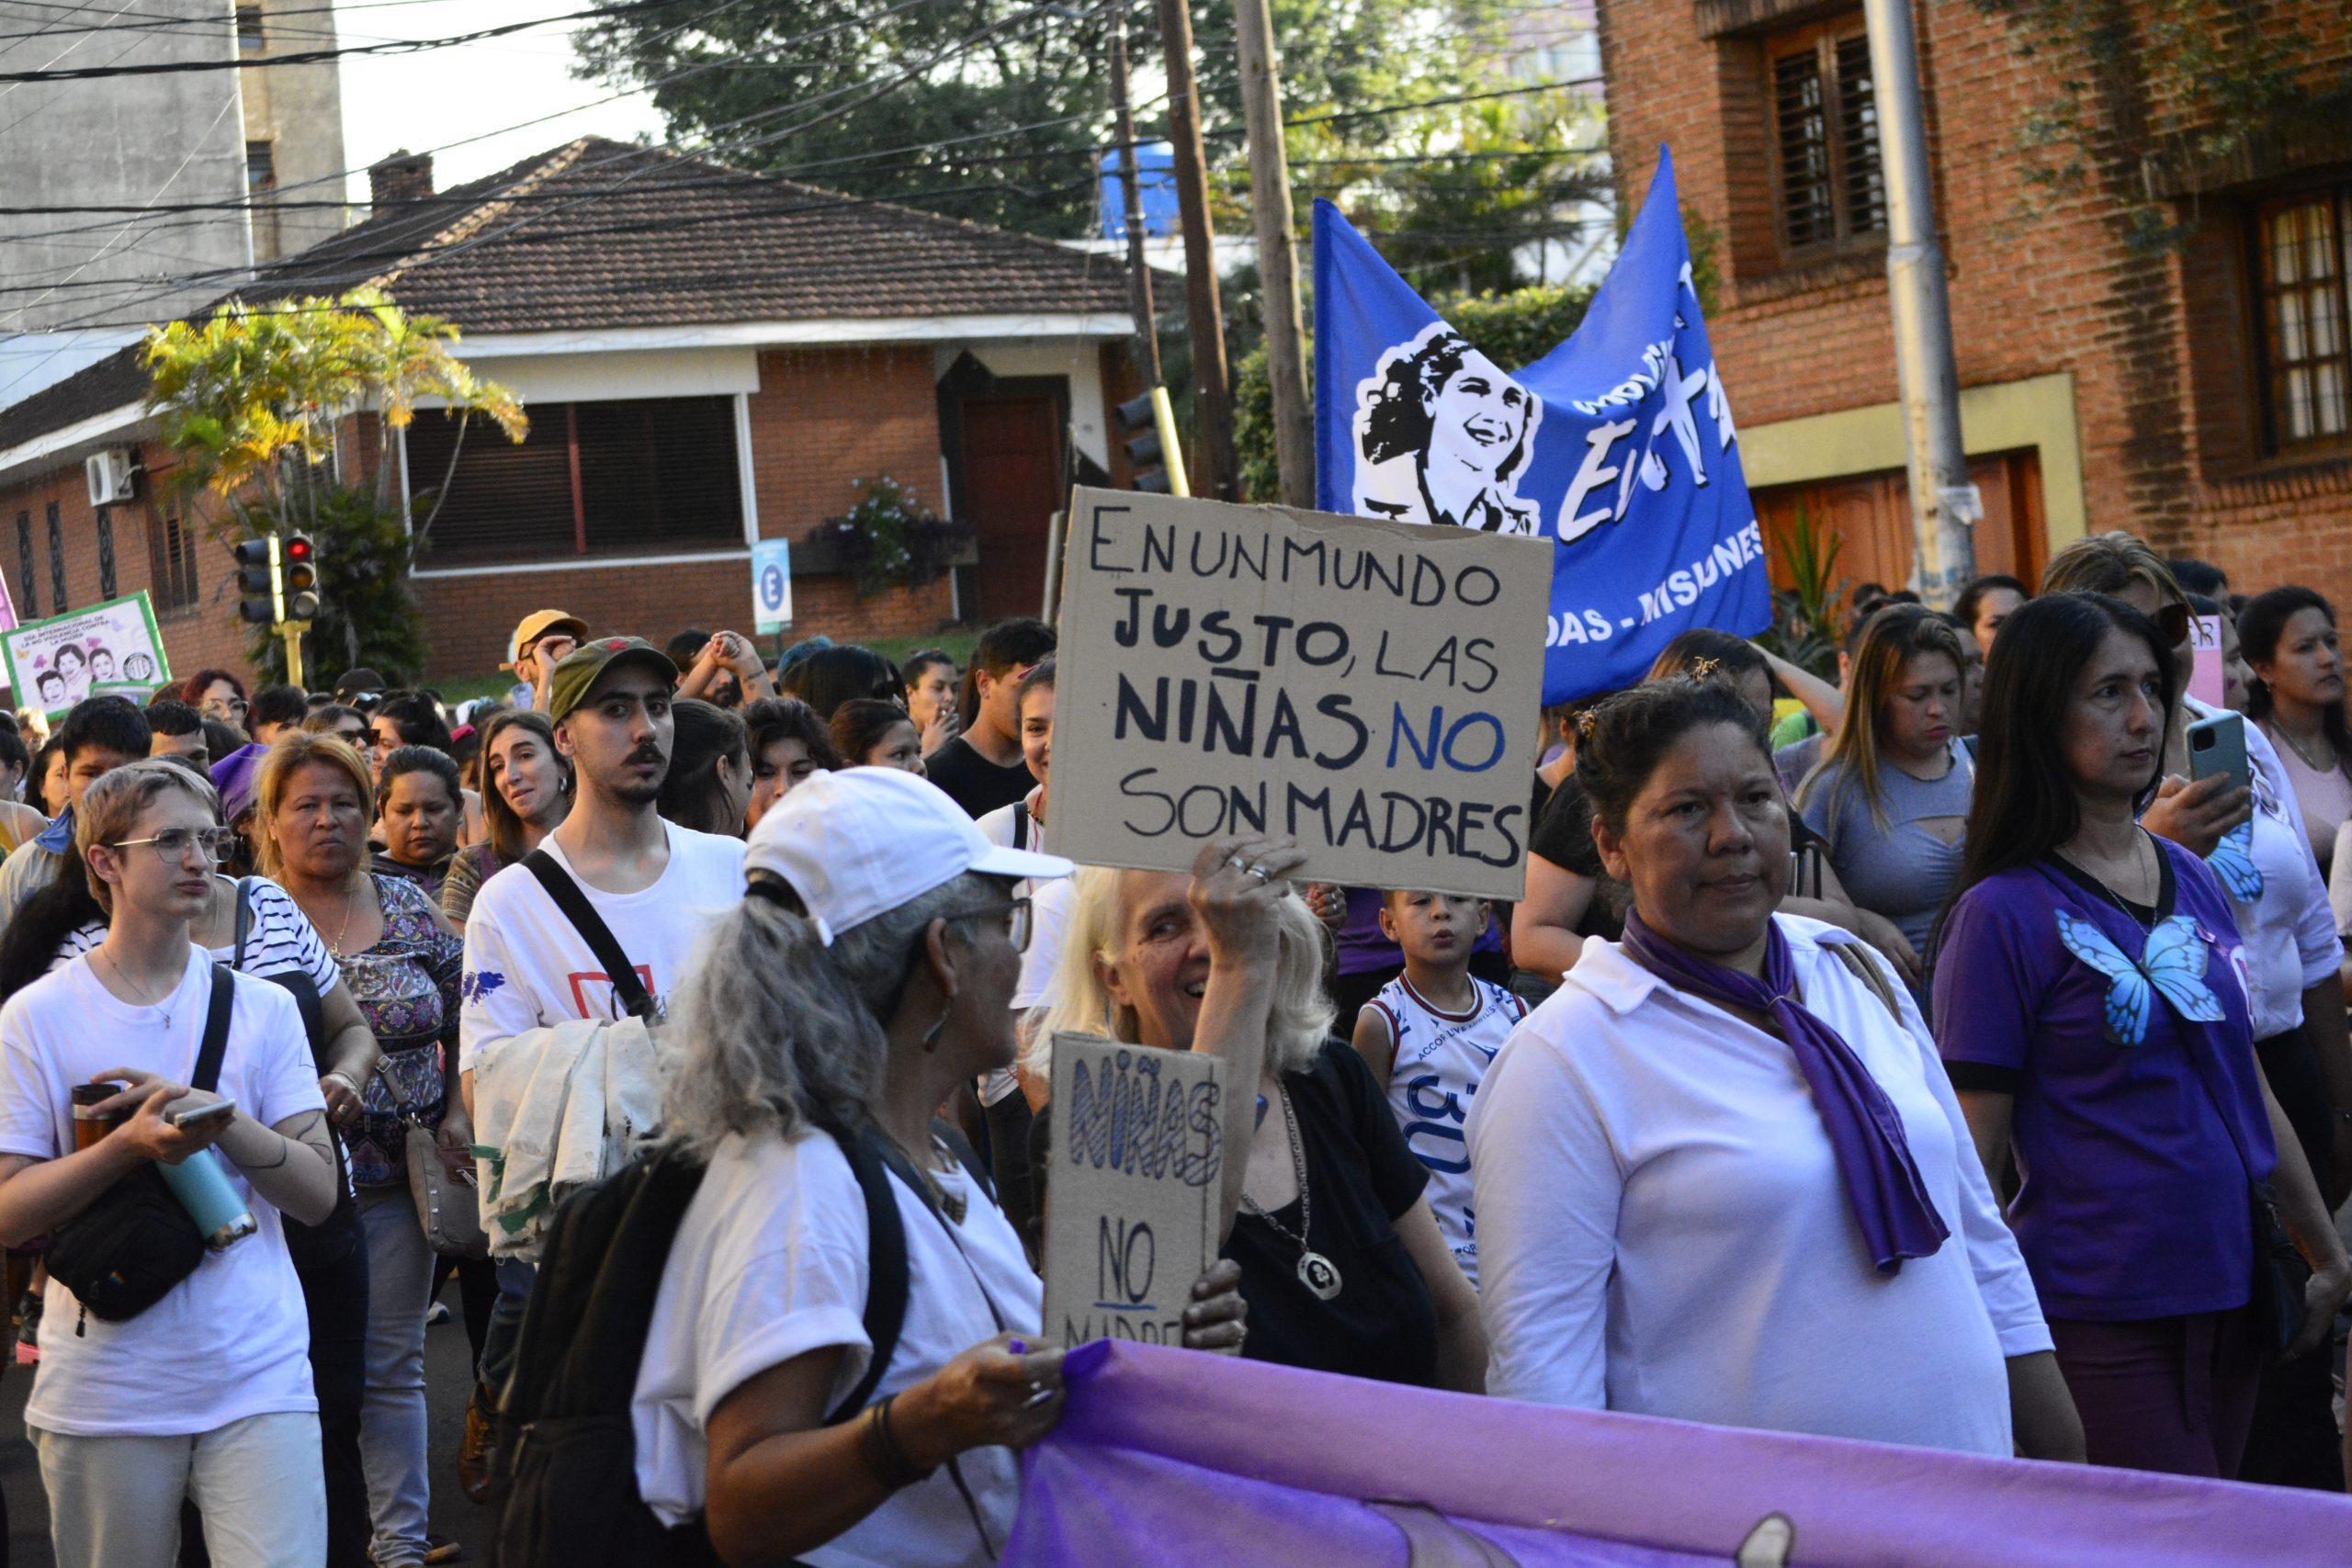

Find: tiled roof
2;137;1130;453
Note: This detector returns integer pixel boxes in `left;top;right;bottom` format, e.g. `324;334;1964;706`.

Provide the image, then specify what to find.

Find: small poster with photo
0;592;172;717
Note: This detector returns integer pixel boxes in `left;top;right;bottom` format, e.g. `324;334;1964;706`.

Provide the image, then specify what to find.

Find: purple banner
1006;1342;2352;1567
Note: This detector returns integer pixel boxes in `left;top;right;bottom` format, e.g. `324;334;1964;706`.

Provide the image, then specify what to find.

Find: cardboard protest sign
1043;1033;1223;1350
1053;487;1549;899
1;592;170;716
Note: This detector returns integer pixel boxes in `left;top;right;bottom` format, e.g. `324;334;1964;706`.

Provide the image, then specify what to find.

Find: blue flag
1314;147;1770;704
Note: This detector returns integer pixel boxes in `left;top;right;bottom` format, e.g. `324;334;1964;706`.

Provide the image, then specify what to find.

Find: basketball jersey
1363;974;1526;1289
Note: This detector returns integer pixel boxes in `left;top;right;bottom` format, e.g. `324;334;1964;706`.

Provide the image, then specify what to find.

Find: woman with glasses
164;668;252;739
631;768;1245;1565
0;759;339;1567
259;734;468;1568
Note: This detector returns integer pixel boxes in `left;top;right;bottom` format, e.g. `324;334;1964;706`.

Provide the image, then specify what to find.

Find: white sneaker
425;1302;450;1325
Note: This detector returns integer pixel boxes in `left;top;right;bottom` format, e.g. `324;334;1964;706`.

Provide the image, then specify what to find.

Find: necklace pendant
1295;1250;1342;1301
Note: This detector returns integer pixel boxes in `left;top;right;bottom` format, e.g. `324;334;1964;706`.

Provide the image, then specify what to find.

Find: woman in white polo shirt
0;759;340;1568
1467;678;2084;1461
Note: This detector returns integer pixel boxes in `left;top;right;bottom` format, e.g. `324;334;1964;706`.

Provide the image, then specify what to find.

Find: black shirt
1028;1040;1439;1387
1528;775;1630;942
922;736;1035;819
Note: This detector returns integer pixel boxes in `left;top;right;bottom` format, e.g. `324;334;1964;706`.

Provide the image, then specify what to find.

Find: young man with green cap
456;636;746;1495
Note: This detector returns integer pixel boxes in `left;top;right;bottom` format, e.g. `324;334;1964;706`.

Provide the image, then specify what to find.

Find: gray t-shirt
1796;743;1973;957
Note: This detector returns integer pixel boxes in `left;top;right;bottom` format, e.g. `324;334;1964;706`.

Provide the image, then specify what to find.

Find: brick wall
0;443;259;696
1598;0;2352;604
415;345;961;678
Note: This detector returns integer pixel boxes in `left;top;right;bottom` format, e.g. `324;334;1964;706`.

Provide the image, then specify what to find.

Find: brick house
0;138;1134;685
1595;0;2352;602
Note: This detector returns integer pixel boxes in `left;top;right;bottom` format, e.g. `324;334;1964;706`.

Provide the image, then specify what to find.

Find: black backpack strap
1011;800;1029;853
824;1123;910;1425
522;850;657;1020
194;964;235;1093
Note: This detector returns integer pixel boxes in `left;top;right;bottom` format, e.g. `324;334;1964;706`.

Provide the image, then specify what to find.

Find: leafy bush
824;476;975;598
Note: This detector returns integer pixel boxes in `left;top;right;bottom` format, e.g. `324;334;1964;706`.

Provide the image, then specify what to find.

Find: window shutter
14;513;32;619
1774;49;1833;250
46;502;65;613
1835;34;1885;238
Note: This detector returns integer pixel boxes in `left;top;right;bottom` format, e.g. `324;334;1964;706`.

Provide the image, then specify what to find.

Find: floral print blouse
339;872;465;1187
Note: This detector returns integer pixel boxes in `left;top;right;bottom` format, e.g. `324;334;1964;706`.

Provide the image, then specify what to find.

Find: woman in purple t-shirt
1934;592;2352;1480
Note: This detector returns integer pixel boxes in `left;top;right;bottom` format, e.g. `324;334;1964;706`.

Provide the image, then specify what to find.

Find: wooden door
1755;448;2048;600
958;394;1065;620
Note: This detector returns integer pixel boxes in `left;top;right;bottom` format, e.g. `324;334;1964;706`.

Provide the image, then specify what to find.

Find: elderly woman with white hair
1027;836;1487;1391
627;768;1247;1568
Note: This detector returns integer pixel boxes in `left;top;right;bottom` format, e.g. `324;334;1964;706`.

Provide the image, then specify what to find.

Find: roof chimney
368;151;434;211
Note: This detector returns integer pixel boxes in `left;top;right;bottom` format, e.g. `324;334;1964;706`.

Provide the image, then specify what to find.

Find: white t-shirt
1010;873;1076;1014
632;1128;1042;1565
458;825;745;1072
1363;974;1525;1288
53;876;343;1003
0;947;326;1437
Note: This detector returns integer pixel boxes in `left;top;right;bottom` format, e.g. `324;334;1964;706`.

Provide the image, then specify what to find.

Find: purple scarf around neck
1618;911;1951;1274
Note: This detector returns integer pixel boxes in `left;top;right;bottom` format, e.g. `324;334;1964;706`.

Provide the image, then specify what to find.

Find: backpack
489;1124;914;1568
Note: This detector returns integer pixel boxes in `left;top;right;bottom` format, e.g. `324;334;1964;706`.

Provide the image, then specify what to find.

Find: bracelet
322;1070;360;1095
857;1393;935;1491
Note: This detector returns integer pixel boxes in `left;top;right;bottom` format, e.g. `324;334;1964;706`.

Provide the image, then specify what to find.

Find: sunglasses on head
2154;601;2190;648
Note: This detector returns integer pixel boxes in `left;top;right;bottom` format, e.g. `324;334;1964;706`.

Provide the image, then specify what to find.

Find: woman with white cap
630;767;1246;1566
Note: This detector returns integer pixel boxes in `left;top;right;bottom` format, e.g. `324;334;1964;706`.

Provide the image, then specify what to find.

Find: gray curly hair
661;871;1004;1156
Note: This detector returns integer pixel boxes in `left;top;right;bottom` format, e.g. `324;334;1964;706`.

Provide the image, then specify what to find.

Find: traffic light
234;537;278;625
282;533;319;620
1114;392;1169;494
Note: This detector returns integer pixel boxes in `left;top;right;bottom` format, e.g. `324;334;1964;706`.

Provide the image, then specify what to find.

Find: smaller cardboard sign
2188;615;2224;708
1043;1033;1223;1350
0;592;170;715
752;538;793;636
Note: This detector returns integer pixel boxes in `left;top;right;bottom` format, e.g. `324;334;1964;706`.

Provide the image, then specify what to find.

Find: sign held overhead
1052;487;1548;900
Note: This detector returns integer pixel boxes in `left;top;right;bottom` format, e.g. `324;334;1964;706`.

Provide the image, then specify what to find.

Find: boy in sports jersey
1351;889;1526;1289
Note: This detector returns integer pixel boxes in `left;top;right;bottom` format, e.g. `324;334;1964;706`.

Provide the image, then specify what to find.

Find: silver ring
1247;863;1272;883
1019;1382;1056;1410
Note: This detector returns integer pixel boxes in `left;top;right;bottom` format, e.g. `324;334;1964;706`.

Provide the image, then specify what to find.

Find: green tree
141;289;526;686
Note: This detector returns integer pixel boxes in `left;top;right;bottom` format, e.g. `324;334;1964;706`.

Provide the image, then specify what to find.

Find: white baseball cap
744;765;1072;943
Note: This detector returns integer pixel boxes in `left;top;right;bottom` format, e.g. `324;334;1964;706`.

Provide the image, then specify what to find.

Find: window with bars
403;396;744;567
246;141;277;194
148;513;201;614
46;503;65;614
2256;187;2352;452
13;513;31;620
1768;19;1885;262
96;509;115;600
237;6;263;51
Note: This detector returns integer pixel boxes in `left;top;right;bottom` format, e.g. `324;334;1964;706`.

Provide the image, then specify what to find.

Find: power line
0;0;691;80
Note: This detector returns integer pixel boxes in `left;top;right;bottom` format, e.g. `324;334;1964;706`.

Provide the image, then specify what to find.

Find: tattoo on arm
245;1110;331;1172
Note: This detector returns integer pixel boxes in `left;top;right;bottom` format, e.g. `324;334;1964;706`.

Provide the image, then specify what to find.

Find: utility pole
1106;1;1161;387
1861;0;1974;607
1154;0;1238;500
1233;0;1312;508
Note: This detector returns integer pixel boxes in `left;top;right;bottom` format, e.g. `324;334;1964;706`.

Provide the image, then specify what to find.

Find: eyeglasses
944;896;1033;952
109;828;235;864
208;697;249;718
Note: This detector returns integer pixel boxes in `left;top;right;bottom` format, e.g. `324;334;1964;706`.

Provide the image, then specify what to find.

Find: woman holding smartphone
0;759;339;1567
1934;592;2351;1479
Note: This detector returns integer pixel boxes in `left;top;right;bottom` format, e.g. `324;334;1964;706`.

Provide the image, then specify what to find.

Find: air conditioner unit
85;448;136;507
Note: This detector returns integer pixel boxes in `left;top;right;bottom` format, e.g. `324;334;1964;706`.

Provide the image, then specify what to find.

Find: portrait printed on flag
1350;324;1544;538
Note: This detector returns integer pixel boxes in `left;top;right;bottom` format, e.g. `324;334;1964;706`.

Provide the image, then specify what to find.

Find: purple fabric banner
1006;1342;2352;1568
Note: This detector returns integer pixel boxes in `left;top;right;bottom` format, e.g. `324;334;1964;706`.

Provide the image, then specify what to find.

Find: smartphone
2187;711;2250;800
167;1098;236;1131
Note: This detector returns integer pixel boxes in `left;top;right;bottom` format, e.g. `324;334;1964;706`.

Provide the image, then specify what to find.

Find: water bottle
156;1149;258;1251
